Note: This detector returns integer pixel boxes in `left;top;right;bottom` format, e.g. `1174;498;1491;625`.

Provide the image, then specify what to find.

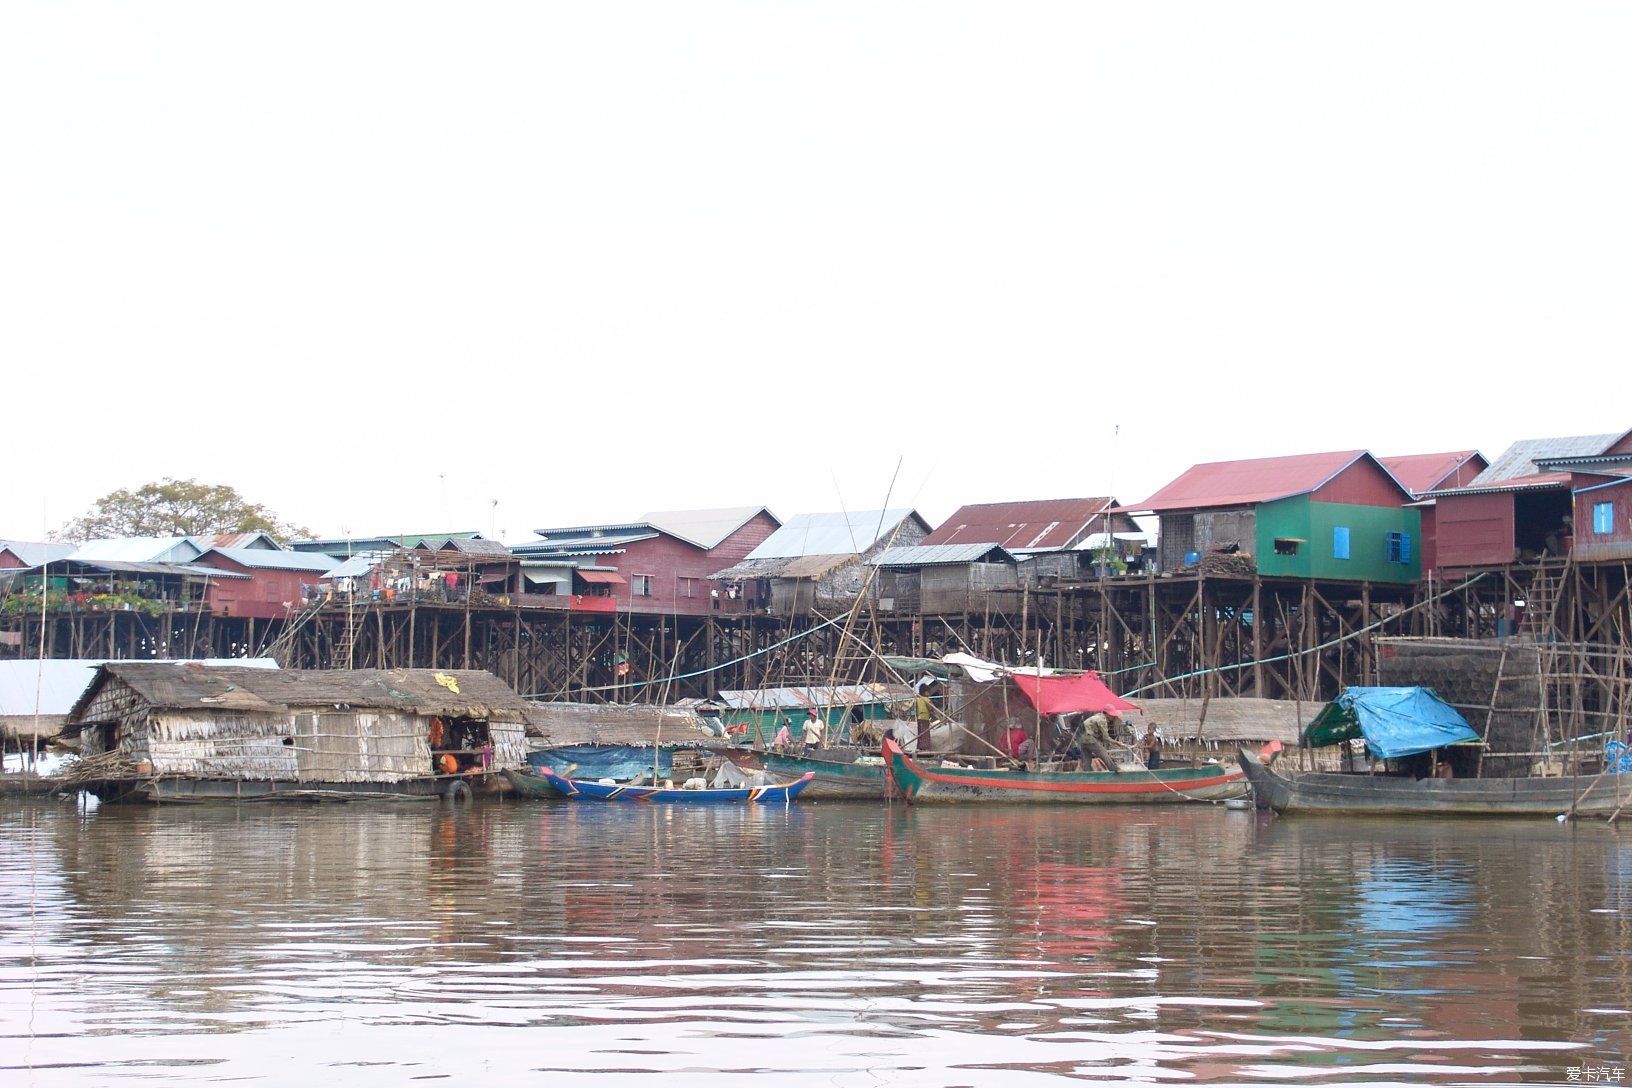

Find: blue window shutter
1596;501;1615;534
1333;526;1350;559
1385;530;1410;564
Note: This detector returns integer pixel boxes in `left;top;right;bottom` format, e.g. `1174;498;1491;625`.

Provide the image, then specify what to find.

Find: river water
1;799;1627;1086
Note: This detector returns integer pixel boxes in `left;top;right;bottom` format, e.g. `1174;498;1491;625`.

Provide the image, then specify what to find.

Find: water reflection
0;799;1624;1084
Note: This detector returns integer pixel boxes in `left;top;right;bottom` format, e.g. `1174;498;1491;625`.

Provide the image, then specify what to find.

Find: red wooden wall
1311;457;1411;507
598;511;779;616
1573;478;1632;562
1433;491;1515;569
197;555;328;619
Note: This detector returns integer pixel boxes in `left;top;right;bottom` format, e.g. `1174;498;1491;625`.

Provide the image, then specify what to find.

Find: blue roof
1305;686;1479;760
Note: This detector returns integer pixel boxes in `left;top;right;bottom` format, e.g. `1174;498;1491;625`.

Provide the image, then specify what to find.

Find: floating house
1427;430;1632;569
1127;450;1420;583
67;664;529;802
709;509;930;616
514;507;780;616
0;658;278;762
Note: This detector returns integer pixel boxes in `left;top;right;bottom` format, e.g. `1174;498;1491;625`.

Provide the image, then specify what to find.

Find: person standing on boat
773;722;793;754
1138;722;1163;770
1083;712;1123;773
913;681;937;754
802;709;825;752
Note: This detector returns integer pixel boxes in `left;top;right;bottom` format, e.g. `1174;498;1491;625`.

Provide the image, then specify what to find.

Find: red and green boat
880;736;1247;804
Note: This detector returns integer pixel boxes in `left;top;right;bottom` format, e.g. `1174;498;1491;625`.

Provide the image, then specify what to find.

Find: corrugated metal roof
426;537;514;558
713;682;913;710
514;530;657;555
922;497;1119;551
54;559;251;579
71;665;532;723
69;536;210;564
200;547;337;572
323;550;393;579
211;532;281;550
0;658;277;720
1379;451;1483;495
640;507;775;550
712;553;857;582
0;540;79;566
744;509;922;560
1128;450;1374;512
1469;434;1621;486
1430;471;1575;497
868;543;1016;567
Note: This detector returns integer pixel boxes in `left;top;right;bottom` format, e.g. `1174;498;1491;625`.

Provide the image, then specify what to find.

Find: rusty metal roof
1129;450;1376;512
922;497;1120;551
869;543;1016;567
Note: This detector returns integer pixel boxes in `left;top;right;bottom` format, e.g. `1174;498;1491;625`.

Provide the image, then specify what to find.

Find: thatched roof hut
67;664;530;800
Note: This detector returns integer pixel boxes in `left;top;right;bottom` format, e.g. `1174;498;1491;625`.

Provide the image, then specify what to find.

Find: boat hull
510;766;815;805
881;738;1246;804
1236;747;1631;818
84;777;461;803
761;753;888;799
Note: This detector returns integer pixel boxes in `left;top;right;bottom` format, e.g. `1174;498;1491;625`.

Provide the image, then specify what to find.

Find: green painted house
1129;449;1421;584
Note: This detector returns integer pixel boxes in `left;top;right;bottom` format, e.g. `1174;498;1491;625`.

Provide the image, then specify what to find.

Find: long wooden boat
881;736;1247;804
504;766;815;805
760;751;889;799
1236;747;1631;818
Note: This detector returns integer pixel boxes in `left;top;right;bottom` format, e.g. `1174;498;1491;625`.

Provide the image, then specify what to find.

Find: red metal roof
922;497;1120;551
1129;450;1374;512
1379;451;1483;495
575;569;627;585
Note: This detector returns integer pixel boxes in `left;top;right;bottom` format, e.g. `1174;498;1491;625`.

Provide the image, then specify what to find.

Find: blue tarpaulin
1304;686;1479;760
528;745;672;781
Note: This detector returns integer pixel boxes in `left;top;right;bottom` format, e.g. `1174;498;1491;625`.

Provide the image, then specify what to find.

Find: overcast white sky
4;1;1628;543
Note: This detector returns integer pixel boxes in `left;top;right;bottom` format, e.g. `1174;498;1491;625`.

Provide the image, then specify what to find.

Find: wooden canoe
881;736;1246;804
505;766;815;805
1236;747;1632;818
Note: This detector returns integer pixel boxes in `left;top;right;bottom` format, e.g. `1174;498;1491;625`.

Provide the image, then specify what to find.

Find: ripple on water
0;801;1625;1084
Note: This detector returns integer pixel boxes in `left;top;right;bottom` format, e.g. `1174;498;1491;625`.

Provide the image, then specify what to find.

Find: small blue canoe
506;766;814;805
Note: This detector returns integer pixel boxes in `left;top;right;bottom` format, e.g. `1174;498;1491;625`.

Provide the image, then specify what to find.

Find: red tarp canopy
1009;672;1140;716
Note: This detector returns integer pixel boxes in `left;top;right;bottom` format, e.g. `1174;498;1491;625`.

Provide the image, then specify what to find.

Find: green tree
56;479;310;542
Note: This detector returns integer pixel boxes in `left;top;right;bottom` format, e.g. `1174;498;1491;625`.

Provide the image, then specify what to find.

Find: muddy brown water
1;799;1628;1085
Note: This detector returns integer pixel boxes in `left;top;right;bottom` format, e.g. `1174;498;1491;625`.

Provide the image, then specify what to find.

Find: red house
512;507;780;616
193;547;338;619
1427;430;1632;570
1574;476;1632;562
1380;451;1487;497
1379;451;1488;572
